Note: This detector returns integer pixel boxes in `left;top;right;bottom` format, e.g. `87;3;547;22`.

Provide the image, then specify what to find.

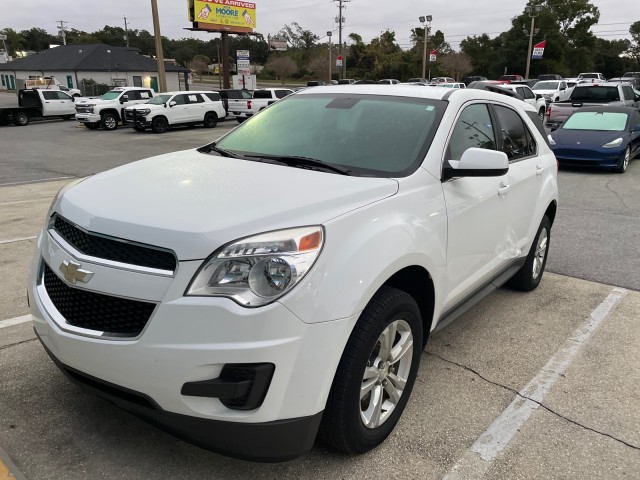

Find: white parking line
443;287;628;480
0;236;37;245
0;314;33;329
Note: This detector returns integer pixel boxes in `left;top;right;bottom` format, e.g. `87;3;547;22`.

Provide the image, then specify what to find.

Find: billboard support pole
222;32;230;89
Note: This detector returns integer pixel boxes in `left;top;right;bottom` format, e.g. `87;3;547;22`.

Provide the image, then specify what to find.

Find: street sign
429;50;437;62
336;55;343;68
269;39;287;51
0;34;7;41
237;49;250;76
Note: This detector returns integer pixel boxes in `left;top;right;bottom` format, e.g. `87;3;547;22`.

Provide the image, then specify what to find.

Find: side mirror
120;95;128;103
169;101;177;107
535;93;542;100
442;148;509;180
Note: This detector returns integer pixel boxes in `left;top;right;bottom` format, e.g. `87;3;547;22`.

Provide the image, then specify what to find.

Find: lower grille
43;262;156;337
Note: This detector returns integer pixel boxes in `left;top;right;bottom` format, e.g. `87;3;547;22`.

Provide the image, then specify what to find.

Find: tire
151;116;169;134
101;113;118;130
14;111;29;126
507;215;551;291
84;123;99;130
538;108;546;122
320;286;423;454
204;112;218;128
615;147;630;174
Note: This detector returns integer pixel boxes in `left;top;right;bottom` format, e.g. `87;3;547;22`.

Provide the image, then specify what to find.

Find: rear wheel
152;116;169;133
101;113;118;130
615;147;630;174
507;215;551;291
204;112;218;128
14;112;29;126
320;286;422;454
538;108;546;122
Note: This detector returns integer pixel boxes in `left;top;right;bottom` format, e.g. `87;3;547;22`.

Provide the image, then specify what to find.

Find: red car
499;74;524;83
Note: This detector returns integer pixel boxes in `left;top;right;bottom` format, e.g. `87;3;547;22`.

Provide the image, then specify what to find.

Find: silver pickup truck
547;82;640;128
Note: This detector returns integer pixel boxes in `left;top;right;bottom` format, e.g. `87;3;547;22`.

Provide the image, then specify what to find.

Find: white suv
30;86;558;462
124;91;226;133
499;84;547;121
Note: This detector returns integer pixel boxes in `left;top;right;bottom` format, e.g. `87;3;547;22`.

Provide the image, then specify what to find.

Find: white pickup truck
0;88;76;126
124;91;227;133
74;87;155;130
228;88;293;123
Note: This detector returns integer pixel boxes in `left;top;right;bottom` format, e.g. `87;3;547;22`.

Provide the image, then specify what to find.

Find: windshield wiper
198;143;244;158
244;154;352;175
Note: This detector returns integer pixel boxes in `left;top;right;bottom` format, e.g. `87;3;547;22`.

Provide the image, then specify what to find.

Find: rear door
185;93;206;121
441;102;511;309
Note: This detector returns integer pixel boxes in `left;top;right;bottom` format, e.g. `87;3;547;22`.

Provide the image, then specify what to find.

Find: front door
441;102;511;310
150;76;158;93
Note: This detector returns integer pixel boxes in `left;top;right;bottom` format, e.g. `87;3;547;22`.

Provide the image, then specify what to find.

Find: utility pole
123;16;130;47
57;21;68;45
150;0;167;92
333;0;350;79
419;15;432;81
217;42;222;90
327;31;332;83
524;4;543;80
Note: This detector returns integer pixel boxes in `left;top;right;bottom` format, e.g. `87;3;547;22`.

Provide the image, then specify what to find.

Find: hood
75;97;117;106
124;103;160;111
533;89;556;95
552;128;627;147
57;150;399;260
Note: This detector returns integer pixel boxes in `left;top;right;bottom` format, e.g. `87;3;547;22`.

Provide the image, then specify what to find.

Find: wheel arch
545;200;557;226
381;266;435;349
100;108;120;120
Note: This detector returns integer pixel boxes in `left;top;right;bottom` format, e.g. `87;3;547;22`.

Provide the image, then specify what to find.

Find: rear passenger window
204;92;221;101
447;104;496;161
187;94;204;103
493;105;536;161
172;95;187;105
622;86;634;101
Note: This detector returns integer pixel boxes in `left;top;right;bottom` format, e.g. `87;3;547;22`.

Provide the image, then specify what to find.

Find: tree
438;52;473;80
265;55;297;85
308;55;332;82
278;22;318;70
628;21;640;66
19;27;55;52
189;55;211;81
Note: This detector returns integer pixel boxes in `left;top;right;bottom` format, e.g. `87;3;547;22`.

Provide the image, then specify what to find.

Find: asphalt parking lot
1;97;640;479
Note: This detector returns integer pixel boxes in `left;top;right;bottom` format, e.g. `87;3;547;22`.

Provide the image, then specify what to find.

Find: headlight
46;177;91;226
548;134;556;145
186;226;324;307
136;108;151;115
602;138;623;148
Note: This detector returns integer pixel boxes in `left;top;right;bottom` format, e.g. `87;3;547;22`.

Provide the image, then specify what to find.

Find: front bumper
553;147;624;168
75;113;101;123
29;229;356;460
124;110;152;127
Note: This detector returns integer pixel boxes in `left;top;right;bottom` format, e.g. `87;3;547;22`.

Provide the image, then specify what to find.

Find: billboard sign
192;0;256;29
532;40;546;60
269;38;288;51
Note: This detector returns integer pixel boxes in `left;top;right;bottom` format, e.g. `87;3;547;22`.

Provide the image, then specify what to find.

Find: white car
498;84;547;121
29;85;558;462
124;91;226;133
532;80;571;103
439;82;466;89
577;72;606;83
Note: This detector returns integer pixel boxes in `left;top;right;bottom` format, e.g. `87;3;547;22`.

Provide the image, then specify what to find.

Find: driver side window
447;104;496;161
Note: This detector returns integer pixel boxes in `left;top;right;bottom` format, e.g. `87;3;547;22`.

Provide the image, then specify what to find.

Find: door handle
498;183;511;196
536;165;544;176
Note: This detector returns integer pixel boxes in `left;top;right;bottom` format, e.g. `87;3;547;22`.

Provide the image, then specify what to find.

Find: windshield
100;90;123;100
214;94;446;177
579;74;598;79
563;112;628;131
147;94;172;105
533;81;559;90
570;86;619;102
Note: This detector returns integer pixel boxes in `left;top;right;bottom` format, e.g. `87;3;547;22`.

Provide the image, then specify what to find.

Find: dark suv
461;75;488;86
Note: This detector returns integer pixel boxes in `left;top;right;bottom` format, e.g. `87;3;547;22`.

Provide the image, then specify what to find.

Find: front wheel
538;108;546;122
320;286;422;454
101;113;118;130
507;215;551;291
152;117;169;134
204;112;218;128
615;147;630;174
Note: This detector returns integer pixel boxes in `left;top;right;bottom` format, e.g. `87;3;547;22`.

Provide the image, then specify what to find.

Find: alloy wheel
532;229;548;279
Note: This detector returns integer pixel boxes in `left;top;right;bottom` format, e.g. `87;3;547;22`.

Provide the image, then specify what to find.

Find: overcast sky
1;0;634;50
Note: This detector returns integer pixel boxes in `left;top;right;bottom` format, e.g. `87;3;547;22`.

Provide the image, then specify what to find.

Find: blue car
549;106;640;173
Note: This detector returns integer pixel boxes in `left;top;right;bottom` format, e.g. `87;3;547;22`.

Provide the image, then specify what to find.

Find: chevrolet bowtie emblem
59;260;94;284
